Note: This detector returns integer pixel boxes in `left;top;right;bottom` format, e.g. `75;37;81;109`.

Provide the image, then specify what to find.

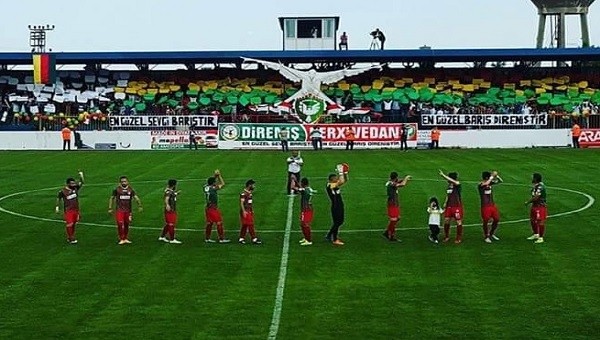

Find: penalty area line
267;195;294;340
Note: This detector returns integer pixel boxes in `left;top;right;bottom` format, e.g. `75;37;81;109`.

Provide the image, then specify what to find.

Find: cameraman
370;28;386;50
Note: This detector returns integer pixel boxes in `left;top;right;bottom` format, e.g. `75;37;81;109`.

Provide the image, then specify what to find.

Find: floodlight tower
530;0;595;48
28;24;55;53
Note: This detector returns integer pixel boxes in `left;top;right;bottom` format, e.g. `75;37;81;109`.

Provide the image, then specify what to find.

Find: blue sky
0;0;597;52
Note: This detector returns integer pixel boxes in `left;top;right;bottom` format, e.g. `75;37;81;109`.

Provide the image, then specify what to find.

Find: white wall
437;129;571;148
0;129;572;150
0;131;151;150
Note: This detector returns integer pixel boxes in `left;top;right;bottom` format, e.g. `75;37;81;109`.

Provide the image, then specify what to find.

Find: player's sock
443;223;450;239
325;229;333;241
161;224;169;238
117;224;124;240
239;225;247;239
216;223;225;240
332;223;341;240
301;223;312;242
490;220;499;236
530;220;537;234
66;224;74;240
538;224;545;237
387;220;397;239
482;221;489;238
248;224;257;239
456;224;463;240
123;224;130;240
205;223;213;240
168;224;175;240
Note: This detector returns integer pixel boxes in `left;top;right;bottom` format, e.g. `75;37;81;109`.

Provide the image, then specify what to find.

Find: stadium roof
0;48;599;65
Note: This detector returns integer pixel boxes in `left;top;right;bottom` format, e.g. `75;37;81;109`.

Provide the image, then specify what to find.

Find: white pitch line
267;195;294;340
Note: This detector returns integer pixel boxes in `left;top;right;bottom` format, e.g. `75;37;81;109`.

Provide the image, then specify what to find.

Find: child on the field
427;197;443;244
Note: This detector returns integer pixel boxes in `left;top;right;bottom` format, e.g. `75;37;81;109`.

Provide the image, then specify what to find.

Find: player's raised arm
335;163;349;186
77;170;85;187
492;171;503;184
214;170;225;189
439;170;460;185
337;173;348;186
398;175;412;187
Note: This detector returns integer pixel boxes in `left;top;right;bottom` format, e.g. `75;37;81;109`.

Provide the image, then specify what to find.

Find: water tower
531;0;595;48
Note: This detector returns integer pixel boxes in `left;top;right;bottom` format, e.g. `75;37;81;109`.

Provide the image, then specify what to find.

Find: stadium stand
1;67;599;130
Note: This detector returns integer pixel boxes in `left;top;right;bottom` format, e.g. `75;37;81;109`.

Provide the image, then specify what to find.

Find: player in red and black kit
294;177;316;246
478;170;503;243
439;170;464;244
108;176;143;245
159;179;182;244
239;179;262;245
55;170;84;244
525;172;548;244
204;169;230;243
383;171;411;242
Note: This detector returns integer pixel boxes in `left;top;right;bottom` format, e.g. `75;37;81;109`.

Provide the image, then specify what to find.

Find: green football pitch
0;149;598;339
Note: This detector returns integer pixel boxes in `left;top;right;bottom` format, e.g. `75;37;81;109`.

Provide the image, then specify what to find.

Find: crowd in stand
1;68;599;130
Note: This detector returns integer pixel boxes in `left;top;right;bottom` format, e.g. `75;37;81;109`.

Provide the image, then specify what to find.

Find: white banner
109;115;218;128
150;130;219;149
421;114;548;126
218;140;415;150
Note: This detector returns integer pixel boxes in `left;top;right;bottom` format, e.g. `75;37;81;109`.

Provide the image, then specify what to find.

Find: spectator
279;127;290;152
339;32;348;50
383;98;392;121
310;126;323;150
571;122;581;148
344;127;355;150
400;124;408;151
370;28;386;50
61;126;72;151
430;126;440;149
189;128;198;150
311;27;318;38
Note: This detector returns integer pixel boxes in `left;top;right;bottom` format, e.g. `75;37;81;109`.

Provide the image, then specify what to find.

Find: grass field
0;149;598;339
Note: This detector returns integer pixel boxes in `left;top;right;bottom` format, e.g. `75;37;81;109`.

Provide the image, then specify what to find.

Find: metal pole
558;12;566;48
536;14;546;48
580;13;590;47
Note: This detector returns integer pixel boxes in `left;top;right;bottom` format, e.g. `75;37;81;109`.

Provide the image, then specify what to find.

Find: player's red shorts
530;206;547;222
387;205;400;219
481;205;500;222
240;211;254;225
64;210;80;224
300;209;314;224
116;210;132;225
205;207;223;223
165;211;177;225
444;206;464;220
